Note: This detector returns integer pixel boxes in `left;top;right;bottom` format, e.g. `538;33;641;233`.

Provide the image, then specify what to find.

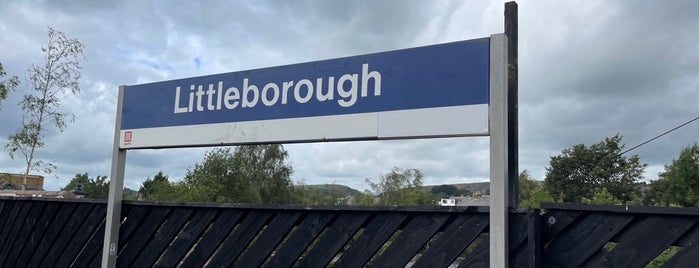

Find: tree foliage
518;170;555;208
365;167;432;206
146;145;298;203
61;173;110;199
650;144;699;207
5;27;84;187
544;135;646;204
0;62;20;109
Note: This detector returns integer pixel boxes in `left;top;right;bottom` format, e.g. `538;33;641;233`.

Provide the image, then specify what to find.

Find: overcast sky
1;1;697;192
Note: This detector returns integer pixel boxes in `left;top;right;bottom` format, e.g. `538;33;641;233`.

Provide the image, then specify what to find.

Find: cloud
1;0;698;193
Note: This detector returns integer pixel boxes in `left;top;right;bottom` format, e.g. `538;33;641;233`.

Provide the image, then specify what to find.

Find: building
0;173;45;190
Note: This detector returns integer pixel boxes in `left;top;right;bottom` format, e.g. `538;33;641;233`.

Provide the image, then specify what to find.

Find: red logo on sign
124;131;132;144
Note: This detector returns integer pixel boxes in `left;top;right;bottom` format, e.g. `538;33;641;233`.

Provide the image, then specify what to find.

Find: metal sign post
102;86;126;268
489;33;509;267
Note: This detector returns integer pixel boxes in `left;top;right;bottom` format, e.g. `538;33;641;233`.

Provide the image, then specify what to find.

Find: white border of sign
102;34;509;267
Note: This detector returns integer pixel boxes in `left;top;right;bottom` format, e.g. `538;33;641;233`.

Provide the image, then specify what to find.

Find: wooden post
505;1;519;207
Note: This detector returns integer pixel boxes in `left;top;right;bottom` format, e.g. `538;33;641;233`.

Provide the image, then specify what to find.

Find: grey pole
102;86;127;268
489;33;509;267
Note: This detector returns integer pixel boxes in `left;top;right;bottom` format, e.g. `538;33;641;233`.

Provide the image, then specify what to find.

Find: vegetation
4;27;84;188
61;173;137;200
544;134;646;204
364;167;433;206
0;62;19;110
649;144;699;206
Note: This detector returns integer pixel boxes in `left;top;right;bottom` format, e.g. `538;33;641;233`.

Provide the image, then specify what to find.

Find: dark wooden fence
541;203;699;267
0;197;538;267
1;197;697;267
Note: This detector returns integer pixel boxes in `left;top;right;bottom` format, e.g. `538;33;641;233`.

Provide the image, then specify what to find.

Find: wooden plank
369;213;450;267
457;233;489;268
233;211;302;267
116;205;150;249
664;223;699;267
297;212;370;267
541;209;582;243
70;218;107;267
52;204;107;268
132;208;195;267
0;201;35;265
154;208;219;268
266;212;335;267
13;201;61;267
116;206;172;266
333;213;409;267
178;209;244;267
585;215;695;267
0;201;26;253
3;201;47;267
0;201;18;253
543;213;633;266
0;200;8;230
206;210;273;267
413;214;489;267
26;202;79;267
39;203;97;266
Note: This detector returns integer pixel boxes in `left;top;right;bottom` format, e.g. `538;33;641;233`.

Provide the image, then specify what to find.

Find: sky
0;0;697;192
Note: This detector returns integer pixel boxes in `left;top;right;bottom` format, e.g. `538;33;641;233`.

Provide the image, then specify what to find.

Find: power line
620;115;699;156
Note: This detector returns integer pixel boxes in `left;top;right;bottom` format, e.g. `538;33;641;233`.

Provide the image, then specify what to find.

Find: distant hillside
423;182;490;194
300;182;490;197
298;184;362;196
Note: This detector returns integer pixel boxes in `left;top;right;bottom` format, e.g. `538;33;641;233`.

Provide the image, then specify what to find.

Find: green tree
650;144;699;207
544;134;646;204
139;171;186;201
518;170;538;201
182;145;297;203
366;167;433;206
61;173;110;199
0;62;20;109
184;148;261;203
5;27;84;189
518;170;556;208
235;144;297;204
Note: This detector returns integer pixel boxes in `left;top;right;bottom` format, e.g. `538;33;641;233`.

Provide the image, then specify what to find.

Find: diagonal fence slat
178;209;244;267
4;200;48;267
413;213;489;267
266;211;335;267
297;212;370;267
154;208;219;268
132;208;195;267
206;210;274;267
233;211;302;267
663;223;699;267
333;212;409;267
543;213;634;267
584;215;696;267
369;213;450;267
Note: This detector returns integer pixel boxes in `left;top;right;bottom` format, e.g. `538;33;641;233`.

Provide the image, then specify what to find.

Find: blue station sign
119;37;490;148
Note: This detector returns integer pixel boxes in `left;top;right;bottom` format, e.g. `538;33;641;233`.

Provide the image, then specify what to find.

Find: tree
183;148;261;203
182;145;297;203
518;170;538;201
650;144;699;207
0;62;19;109
5;27;84;189
139;171;185;201
61;173;110;199
366;167;433;206
544;135;646;204
234;144;297;204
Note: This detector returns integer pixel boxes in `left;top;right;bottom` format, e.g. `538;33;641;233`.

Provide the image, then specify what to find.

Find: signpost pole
102;86;127;268
489;33;509;267
505;1;519;207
